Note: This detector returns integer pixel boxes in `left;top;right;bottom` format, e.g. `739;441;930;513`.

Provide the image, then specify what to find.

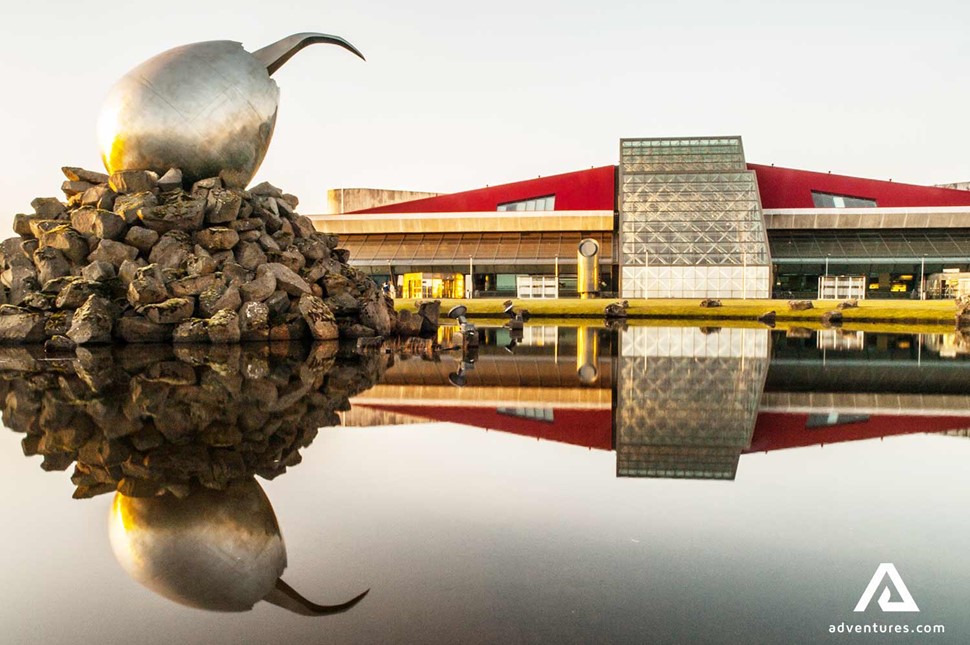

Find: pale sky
2;0;969;230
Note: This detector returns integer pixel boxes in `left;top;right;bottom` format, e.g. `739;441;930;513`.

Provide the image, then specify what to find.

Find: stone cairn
1;342;390;499
2;167;436;347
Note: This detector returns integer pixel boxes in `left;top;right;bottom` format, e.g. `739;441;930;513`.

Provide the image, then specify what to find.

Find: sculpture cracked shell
97;33;364;189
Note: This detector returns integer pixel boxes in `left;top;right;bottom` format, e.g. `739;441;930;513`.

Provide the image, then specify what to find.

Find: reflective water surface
2;325;970;644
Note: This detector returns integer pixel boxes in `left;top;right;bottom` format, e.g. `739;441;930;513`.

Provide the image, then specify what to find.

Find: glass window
497;195;556;212
496;274;517;291
811;191;877;208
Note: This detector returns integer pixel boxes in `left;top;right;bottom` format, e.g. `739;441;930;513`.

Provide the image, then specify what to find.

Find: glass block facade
619;137;771;298
614;327;769;480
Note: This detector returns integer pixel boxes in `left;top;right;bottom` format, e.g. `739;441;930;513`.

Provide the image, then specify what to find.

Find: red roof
347;161;970;214
748;163;970;209
350;166;616;213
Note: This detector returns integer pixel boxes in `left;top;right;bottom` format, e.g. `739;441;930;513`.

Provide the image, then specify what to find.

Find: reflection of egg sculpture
109;480;368;614
97;33;365;188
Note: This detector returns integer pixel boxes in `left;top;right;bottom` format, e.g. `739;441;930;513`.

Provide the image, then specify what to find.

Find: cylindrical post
577;239;600;299
468;256;473;300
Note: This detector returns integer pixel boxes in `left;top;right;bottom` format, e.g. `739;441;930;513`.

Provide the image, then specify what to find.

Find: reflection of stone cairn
2;167;433;346
1;343;389;498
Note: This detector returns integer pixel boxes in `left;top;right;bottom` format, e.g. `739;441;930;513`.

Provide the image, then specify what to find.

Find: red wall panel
749;163;970;209
352;166;616;213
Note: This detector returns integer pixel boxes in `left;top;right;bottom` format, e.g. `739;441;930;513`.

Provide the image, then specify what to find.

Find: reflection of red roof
356;404;613;450
747;413;970;453
355;405;970;455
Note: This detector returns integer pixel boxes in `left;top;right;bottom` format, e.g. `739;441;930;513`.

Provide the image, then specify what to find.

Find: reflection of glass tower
614;327;769;479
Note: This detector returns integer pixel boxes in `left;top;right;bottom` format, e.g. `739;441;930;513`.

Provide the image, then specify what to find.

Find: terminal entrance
398;272;466;299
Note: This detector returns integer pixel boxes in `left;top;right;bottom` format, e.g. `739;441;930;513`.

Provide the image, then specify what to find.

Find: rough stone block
62;167;110;185
140;298;195;324
234;241;266;271
168;273;222;298
138;198;205;233
67;295;114;345
207;309;241;343
115;316;173;343
31;197;67;218
199;284;241;318
239;301;269;331
62;180;94;197
157;168;183;192
148;231;193;270
88;239;138;268
298;294;339;340
55;279;103;309
72;207;126;240
33;247;72;285
205;189;242;224
193;227;239;251
173;318;208;343
37;226;88;263
263;263;310;296
185;254;217;277
124;226;159;254
109;170;158;194
114;191;158;224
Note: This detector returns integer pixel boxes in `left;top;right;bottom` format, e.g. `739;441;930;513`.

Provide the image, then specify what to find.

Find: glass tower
619;137;771;298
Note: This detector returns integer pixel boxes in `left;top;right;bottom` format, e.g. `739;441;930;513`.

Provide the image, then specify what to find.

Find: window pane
496;194;557;212
811;190;876;208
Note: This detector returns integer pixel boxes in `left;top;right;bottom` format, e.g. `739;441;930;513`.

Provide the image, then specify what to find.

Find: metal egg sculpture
109;480;368;614
97;33;365;189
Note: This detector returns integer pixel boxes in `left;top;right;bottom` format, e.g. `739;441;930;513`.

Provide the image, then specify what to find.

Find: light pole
644;249;649;299
742;249;747;301
554;256;559;299
824;255;830;300
920;256;926;300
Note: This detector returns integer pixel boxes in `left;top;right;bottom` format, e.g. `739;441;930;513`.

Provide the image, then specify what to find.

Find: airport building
312;136;970;300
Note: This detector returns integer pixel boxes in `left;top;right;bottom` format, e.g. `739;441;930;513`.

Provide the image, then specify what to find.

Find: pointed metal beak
252;32;366;76
264;578;370;616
